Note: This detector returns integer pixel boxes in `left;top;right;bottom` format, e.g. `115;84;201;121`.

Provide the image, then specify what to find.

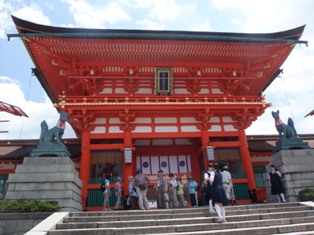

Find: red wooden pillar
239;129;256;190
123;130;133;196
80;132;90;210
201;129;209;168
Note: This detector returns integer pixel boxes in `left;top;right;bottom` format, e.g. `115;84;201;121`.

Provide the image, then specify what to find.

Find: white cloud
119;0;180;21
145;0;180;22
0;0;51;38
0;76;75;140
190;18;213;31
209;0;314;135
0;0;14;38
12;4;51;25
137;19;165;30
65;0;131;28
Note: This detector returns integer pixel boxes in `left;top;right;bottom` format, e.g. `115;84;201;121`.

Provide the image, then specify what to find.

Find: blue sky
0;0;314;139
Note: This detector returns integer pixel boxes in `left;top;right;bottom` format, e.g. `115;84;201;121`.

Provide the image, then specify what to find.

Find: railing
88;177;123;207
233;183;249;200
59;95;267;106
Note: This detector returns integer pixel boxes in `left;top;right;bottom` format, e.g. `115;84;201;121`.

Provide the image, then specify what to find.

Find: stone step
56;215;314;230
48;219;314;235
152;223;314;235
67;202;301;218
56;212;314;230
62;207;314;224
44;202;314;235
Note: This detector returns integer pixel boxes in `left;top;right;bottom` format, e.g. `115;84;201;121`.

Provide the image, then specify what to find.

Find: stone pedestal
266;149;314;203
5;157;82;212
30;143;70;157
273;137;309;153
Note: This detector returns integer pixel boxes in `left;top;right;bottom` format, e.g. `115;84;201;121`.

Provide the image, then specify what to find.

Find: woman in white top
204;163;215;213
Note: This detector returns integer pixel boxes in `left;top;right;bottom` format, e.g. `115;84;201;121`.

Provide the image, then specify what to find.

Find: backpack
101;180;109;192
176;181;181;191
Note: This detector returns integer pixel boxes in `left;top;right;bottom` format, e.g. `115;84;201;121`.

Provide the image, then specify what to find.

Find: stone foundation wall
0;212;51;235
5;157;83;212
266;149;314;202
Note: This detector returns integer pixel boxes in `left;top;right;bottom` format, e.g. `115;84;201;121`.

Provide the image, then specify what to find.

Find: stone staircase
30;202;314;235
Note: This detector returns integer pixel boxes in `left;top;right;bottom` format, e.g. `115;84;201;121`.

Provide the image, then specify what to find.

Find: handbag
126;196;131;206
138;184;147;190
164;192;169;201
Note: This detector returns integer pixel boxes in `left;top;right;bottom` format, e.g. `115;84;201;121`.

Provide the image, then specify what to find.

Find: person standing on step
127;175;138;210
102;175;111;211
168;173;179;208
114;176;122;210
221;165;236;205
176;177;186;207
134;168;151;210
268;164;286;203
155;170;167;209
204;163;215;213
212;162;228;223
187;176;198;207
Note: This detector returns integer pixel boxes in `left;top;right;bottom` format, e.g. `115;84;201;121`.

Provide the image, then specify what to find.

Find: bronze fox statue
272;110;297;139
39;111;69;145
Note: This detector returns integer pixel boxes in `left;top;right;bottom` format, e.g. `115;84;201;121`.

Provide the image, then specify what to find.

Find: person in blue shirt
155;170;167;209
127;175;138;210
187;176;198;207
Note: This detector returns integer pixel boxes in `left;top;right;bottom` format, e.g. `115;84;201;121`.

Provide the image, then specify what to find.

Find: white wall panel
169;155;178;174
159;156;169;174
90;118;106;124
222;117;234;122
140;156;151;174
109;126;123;133
100;88;112;94
150;156;160;174
209;125;222;131
224;125;237;131
209;117;220;122
155;126;178;132
91;127;106;133
134;118;152;124
136;156;141;169
211;88;223;94
155;118;177;123
136;155;191;175
178;155;190;173
181;126;199;132
133;126;152;133
115;88;127;94
180;117;197;123
199;88;209;94
109;118;122;124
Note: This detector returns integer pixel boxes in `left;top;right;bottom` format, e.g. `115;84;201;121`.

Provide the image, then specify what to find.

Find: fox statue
39;111;69;145
272;110;297;139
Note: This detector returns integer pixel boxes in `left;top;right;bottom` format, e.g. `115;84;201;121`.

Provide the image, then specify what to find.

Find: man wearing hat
134;168;150;210
155;170;167;209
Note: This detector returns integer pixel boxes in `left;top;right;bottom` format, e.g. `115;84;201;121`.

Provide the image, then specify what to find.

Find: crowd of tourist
101;163;286;223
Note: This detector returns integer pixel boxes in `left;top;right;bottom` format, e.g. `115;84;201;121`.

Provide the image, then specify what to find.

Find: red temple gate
10;16;306;210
